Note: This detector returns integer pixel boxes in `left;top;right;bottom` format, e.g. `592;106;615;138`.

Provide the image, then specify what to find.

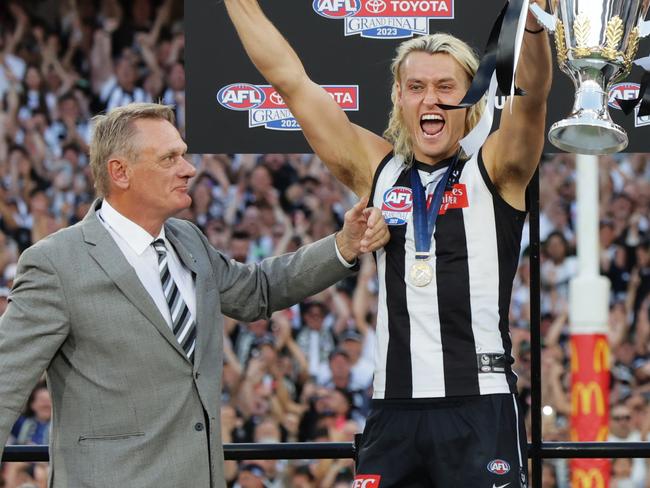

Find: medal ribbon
410;153;459;261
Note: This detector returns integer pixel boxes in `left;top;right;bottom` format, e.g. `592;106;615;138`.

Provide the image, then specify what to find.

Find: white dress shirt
97;200;196;330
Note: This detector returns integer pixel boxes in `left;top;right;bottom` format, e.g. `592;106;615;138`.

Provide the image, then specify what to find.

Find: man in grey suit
0;103;389;487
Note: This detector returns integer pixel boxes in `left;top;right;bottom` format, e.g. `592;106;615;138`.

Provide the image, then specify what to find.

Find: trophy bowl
531;0;650;154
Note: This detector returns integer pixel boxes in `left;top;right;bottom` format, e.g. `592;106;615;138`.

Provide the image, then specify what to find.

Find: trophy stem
549;75;628;154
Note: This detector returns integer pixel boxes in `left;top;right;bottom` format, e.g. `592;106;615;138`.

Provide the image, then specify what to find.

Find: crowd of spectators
511;153;650;488
0;1;649;487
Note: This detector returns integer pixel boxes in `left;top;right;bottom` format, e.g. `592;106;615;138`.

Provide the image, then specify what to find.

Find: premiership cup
531;1;650;154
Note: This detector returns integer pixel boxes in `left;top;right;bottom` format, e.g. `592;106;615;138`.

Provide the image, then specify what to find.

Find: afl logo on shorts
217;83;265;111
313;0;361;18
487;459;510;475
381;186;412;225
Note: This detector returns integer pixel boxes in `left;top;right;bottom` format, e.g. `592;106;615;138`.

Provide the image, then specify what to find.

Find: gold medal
409;260;433;287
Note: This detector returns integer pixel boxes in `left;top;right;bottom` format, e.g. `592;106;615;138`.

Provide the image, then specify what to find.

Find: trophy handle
529;3;556;33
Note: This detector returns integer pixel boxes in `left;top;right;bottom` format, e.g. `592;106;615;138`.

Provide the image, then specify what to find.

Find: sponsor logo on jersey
429;183;469;214
352;474;382;488
381;186;412;225
607;82;650;127
218;84;358;131
487;459;511;475
313;0;453;39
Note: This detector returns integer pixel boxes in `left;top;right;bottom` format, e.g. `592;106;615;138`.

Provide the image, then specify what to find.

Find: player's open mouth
420;113;444;138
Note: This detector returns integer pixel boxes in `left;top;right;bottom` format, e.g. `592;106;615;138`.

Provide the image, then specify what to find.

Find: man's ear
107;158;131;190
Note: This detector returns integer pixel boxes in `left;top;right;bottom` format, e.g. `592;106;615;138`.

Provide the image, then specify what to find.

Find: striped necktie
152;239;197;362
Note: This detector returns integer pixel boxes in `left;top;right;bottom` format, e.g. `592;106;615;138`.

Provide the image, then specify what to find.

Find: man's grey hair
89;103;176;198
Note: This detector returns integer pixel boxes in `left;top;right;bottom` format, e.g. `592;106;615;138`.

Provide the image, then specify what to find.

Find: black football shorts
354;394;528;488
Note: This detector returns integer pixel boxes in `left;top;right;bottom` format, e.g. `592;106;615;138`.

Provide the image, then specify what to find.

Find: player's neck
413;144;460;168
413;152;458;170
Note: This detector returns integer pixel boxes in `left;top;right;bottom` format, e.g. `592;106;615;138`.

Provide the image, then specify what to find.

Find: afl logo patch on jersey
381;186;412;225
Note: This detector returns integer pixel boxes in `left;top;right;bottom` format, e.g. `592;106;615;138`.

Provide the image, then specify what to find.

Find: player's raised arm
224;0;392;196
483;0;552;210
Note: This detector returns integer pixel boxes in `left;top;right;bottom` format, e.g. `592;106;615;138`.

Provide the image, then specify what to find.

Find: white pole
569;154;610;333
568;155;612;482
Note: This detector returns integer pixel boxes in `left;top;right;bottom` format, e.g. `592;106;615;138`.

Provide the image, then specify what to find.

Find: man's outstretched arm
214;199;390;322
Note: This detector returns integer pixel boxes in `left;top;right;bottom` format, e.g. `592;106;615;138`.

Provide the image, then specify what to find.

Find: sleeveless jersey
369;149;526;399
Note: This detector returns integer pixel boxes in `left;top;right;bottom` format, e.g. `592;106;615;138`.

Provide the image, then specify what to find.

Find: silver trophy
531;1;650;154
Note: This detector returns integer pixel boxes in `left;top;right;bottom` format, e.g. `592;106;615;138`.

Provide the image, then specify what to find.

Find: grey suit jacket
0;201;354;488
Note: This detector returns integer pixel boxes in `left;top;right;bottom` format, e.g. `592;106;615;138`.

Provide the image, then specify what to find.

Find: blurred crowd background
0;1;649;487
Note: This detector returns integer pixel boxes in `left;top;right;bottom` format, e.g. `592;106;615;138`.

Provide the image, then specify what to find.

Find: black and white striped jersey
369;149;526;400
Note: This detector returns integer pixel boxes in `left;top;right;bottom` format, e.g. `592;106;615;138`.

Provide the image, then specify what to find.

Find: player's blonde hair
383;33;485;162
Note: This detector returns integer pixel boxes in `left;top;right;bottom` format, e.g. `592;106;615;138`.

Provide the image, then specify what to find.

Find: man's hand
336;196;390;262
